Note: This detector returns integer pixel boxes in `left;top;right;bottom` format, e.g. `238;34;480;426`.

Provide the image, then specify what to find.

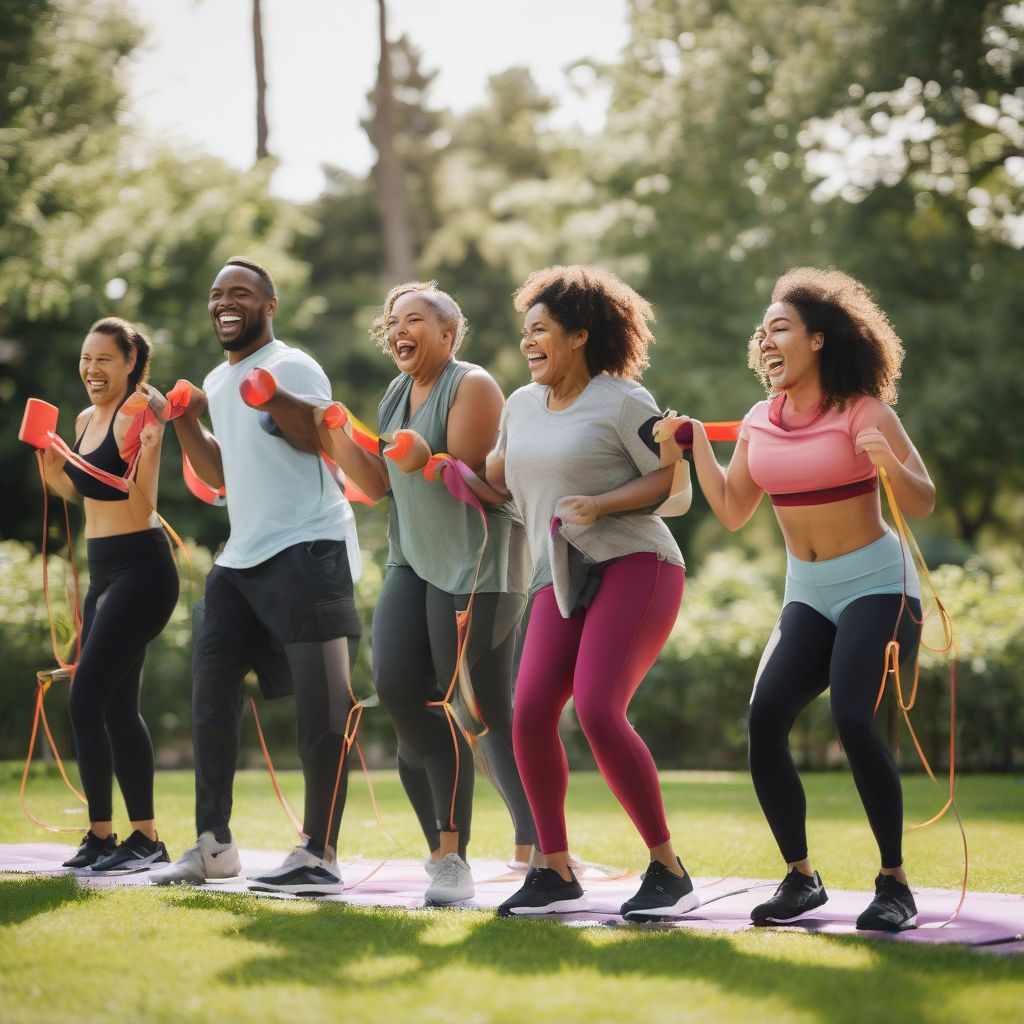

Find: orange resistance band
875;466;967;921
19;454;89;832
19;670;88;833
22;413;194;833
421;455;493;832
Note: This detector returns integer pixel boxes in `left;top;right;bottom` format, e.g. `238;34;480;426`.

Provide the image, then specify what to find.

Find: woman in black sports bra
42;318;179;874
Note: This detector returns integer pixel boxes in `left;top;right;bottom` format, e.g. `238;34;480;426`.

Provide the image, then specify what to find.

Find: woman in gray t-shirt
488;265;699;922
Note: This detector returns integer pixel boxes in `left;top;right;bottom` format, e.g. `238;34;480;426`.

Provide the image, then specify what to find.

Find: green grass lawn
2;764;1022;1024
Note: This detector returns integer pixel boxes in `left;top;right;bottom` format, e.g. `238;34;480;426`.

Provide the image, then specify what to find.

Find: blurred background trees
1;0;1021;767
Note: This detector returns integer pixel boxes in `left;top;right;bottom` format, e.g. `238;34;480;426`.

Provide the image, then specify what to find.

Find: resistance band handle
19;399;59;449
161;379;199;421
239;367;277;408
382;430;413;461
322;403;349;431
653;417;740;449
674;421;695;447
422;453;451;482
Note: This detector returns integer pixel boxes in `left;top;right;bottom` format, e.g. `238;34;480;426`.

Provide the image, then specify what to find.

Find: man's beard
218;311;267;352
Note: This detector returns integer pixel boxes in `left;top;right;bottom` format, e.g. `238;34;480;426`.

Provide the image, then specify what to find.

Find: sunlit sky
123;0;629;201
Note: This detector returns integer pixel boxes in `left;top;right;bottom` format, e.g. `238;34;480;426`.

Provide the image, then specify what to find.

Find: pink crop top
740;393;878;507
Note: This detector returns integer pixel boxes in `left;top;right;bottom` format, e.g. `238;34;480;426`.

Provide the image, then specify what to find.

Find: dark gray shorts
193;540;361;699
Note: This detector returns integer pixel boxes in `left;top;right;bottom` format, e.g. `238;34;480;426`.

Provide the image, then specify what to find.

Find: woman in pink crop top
660;267;936;932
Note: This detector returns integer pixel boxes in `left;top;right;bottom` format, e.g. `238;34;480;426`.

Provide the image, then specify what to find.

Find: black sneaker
89;830;170;875
247;843;345;896
620;858;700;922
497;867;588;918
751;868;828;925
62;831;117;869
856;874;918;931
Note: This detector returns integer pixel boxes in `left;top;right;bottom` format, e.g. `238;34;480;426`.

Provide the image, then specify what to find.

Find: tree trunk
253;0;269;161
372;0;415;282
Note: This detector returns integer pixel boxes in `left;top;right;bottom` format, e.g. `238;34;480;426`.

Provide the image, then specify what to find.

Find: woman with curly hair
661;267;935;932
314;281;536;907
488;265;699;921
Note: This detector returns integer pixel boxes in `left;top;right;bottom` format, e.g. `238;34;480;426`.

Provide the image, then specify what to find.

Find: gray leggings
371;565;537;856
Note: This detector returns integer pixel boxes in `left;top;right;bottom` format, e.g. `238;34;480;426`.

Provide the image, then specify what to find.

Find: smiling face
520;303;588;387
757;301;824;392
386;292;453;380
208;265;277;359
80;331;134;409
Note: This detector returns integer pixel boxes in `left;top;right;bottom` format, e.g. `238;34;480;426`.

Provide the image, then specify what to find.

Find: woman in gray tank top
315;281;536;907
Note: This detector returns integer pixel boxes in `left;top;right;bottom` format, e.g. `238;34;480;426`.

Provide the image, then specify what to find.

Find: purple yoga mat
3;844;1020;953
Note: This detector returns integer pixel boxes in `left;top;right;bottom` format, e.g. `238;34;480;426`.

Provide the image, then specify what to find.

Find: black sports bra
65;405;131;501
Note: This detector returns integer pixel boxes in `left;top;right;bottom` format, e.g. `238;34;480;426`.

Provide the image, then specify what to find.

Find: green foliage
2;0;1023;778
921;551;1024;770
0;540;78;756
0;0;316;549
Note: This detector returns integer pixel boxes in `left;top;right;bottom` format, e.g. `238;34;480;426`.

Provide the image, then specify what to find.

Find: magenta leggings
513;552;684;853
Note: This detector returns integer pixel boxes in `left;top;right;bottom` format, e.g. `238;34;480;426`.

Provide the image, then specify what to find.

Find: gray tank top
378;360;528;596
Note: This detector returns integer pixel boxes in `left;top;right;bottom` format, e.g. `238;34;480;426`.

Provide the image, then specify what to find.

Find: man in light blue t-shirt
149;258;361;895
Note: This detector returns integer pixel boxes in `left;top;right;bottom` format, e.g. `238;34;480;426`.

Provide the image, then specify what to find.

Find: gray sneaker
248;842;344;896
149;831;241;886
424;853;474;906
424;856;441;878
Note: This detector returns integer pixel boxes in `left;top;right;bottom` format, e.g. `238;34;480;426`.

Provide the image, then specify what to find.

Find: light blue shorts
783;530;921;626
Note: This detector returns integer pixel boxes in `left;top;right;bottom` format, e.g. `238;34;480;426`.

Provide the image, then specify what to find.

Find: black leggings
748;594;921;869
372;565;537;857
69;529;179;823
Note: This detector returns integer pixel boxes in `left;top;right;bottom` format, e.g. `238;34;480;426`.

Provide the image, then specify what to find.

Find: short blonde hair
370;281;468;355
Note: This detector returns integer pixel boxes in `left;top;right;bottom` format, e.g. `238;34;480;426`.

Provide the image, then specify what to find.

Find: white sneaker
248;842;344;896
149;831;241;886
507;859;531;874
424;853;474;906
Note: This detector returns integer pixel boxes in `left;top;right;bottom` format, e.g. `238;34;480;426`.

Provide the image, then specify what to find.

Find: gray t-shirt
500;374;683;594
205;339;357;570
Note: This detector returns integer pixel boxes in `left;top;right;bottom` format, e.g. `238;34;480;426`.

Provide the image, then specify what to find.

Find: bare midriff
81;495;160;539
775;490;888;562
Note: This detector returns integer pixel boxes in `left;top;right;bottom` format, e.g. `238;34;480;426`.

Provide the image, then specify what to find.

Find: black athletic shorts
193;540;361;699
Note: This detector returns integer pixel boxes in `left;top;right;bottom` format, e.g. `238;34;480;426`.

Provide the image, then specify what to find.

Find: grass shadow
0;874;95;927
161;890;1024;1024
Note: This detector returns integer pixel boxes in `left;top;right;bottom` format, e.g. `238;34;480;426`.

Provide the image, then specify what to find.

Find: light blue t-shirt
204;339;358;571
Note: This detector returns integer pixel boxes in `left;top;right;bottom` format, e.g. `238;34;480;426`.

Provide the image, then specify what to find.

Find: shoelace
434;859;463;887
774;873;812;899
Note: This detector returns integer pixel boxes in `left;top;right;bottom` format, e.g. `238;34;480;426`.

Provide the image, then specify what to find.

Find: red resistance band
19;395;159;493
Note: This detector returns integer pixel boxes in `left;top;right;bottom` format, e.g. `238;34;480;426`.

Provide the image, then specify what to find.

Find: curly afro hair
370;280;468;356
748;267;905;411
513;265;655;379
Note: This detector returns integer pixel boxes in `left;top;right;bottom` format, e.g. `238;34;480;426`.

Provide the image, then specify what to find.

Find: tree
0;0;313;548
253;0;269;161
583;0;1024;546
368;0;416;283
